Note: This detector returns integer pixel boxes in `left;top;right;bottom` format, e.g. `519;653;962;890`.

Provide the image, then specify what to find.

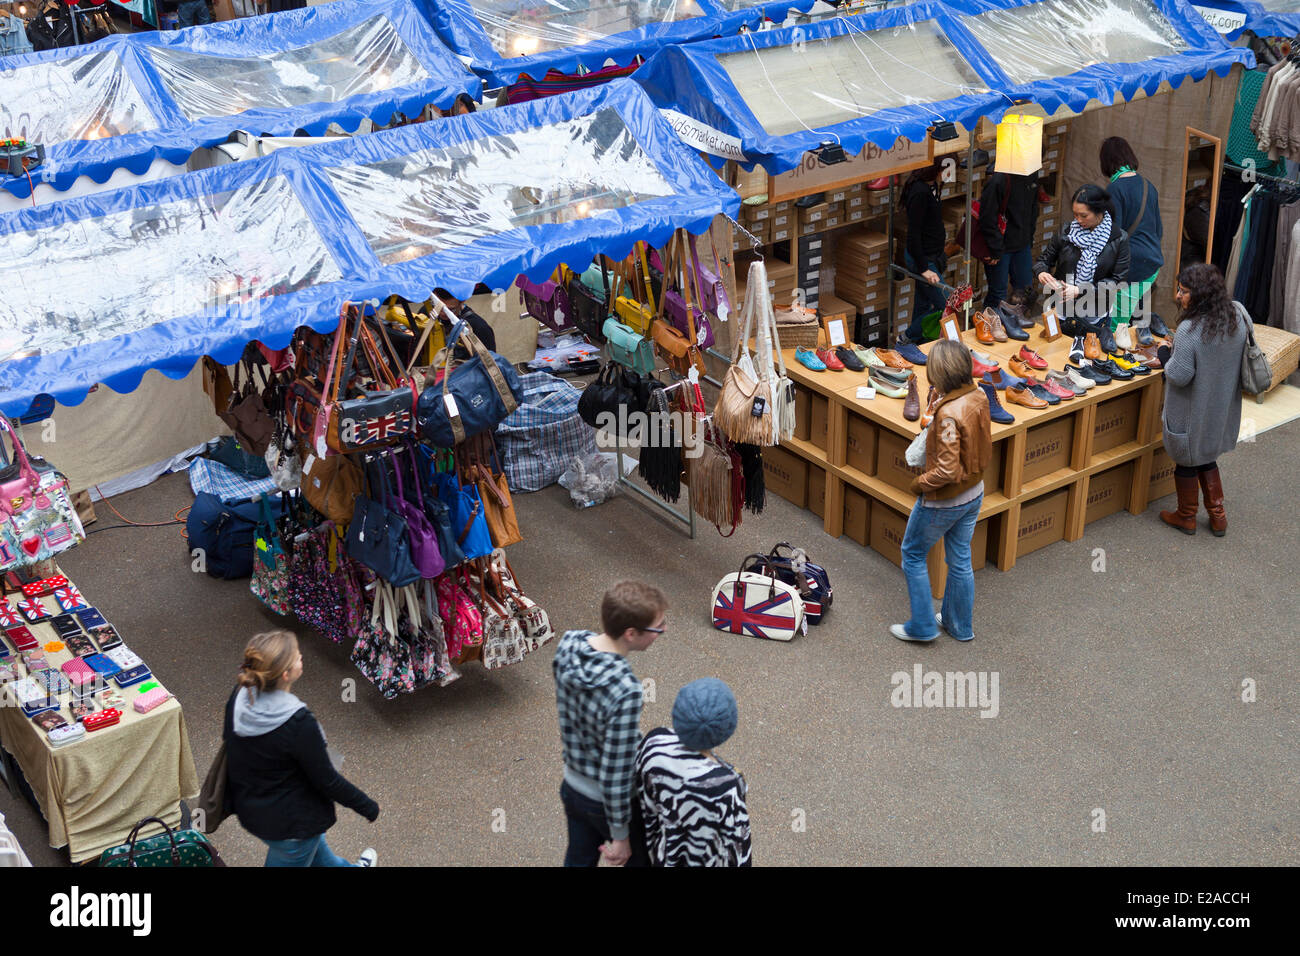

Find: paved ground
3;421;1297;866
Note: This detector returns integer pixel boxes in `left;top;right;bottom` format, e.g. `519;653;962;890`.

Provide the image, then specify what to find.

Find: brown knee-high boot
1198;467;1227;536
1160;474;1200;534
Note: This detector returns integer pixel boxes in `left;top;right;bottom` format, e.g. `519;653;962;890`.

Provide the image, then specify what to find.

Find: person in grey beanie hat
635;679;751;866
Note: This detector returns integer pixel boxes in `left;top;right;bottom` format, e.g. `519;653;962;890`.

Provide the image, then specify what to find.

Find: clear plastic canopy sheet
953;0;1250;112
0;80;740;416
634;0;1252;173
0;0;482;200
634;1;1010;173
424;0;737;87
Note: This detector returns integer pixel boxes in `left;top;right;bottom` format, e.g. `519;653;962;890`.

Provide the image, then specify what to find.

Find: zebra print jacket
636;728;752;867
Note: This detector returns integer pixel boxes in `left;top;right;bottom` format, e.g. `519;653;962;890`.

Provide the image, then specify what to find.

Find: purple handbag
516;275;575;332
661;236;716;349
690;233;730;318
389;450;445;579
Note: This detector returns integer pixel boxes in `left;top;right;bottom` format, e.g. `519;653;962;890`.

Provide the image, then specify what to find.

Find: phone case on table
35;669;70;695
49;723;86;747
16;598;51;622
62;659;103;697
4;626;38;651
0;638;11;661
19;575;67;597
0;663;16;684
21;649;49;672
50;614;83;638
114;664;152;688
82;654;122;678
63;632;97;657
104;646;143;670
69;697;97;721
11;677;58;716
133;687;172;714
0;600;25;628
99;689;124;709
53;585;88;612
88;624;121;651
33;709;67;732
76;608;109;630
83;708;121;732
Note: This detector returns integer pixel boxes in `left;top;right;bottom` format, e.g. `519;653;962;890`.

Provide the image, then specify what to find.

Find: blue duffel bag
186;492;282;579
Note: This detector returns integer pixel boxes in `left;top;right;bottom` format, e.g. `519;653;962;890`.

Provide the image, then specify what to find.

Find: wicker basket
1253;324;1300;394
771;316;822;349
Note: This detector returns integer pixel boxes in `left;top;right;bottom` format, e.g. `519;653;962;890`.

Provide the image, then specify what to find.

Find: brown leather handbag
202;358;233;417
651;233;707;379
457;433;522;548
300;449;364;526
219;356;276;455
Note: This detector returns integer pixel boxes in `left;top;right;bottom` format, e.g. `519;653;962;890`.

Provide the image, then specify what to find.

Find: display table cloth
0;579;199;864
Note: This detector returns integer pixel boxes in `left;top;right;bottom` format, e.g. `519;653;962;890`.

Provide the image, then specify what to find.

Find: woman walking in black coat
1035;184;1130;356
225;630;380;866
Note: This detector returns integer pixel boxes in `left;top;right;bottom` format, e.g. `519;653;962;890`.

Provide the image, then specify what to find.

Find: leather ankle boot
1097;322;1118;356
1160;474;1200;535
1149;312;1170;337
1198;467;1227;536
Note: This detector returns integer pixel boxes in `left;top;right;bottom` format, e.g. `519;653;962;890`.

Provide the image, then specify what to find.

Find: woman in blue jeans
224;630;379;866
890;341;991;643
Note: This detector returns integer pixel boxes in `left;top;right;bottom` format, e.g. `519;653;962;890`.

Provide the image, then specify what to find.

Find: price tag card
944;318;962;342
1040;310;1061;341
855;386;876;400
826;318;847;347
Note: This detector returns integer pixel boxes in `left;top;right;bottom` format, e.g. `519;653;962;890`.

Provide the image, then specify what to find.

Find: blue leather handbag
417;319;524;448
435;472;493;562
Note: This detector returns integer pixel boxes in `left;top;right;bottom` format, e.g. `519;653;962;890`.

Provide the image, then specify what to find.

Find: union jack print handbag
711;554;806;642
334;319;418;453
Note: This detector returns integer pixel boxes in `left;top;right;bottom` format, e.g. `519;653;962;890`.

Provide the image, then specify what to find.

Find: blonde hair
237;630;300;703
928;340;973;394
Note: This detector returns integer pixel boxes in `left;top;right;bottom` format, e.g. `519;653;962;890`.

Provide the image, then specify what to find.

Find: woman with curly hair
1158;263;1249;537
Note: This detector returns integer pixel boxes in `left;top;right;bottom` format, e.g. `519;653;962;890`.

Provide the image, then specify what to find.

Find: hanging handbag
415;446;467;568
0;420;85;572
387;449;445;579
350;582;416;698
417;311;525;448
757;542;833;625
714;260;793;447
652;233;708;377
202;358;234;418
578;361;644;428
602;316;656;375
567;258;616;343
436;567;484;664
458;433;523;549
690;232;730;321
435;471;493;561
249;493;291;616
219;356;276;456
300;448;363;527
689;421;738;536
615;246;657;336
345;461;421;587
517;272;576;333
264;419;302;492
99;817;225;868
1236;302;1273;397
467;557;529;670
289;522;367;643
710;553;807;642
952;178;1010;265
332;316;420;453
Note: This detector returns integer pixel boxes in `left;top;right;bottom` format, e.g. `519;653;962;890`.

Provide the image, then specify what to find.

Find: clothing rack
1222;161;1300;188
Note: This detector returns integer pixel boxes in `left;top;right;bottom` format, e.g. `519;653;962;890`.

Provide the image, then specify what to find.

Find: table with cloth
0;577;199;864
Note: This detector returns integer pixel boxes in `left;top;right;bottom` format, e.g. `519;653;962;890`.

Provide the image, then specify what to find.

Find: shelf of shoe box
764;326;1174;585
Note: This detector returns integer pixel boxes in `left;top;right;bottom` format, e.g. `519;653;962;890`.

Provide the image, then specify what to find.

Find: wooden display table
769;330;1172;594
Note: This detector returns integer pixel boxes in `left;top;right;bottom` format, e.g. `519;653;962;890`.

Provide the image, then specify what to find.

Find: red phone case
83;708;121;732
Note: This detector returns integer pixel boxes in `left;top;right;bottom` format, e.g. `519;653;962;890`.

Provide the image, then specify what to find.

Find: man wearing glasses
553;580;668;866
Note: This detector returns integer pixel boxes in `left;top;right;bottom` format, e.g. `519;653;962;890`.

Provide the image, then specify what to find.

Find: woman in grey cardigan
1158;264;1247;536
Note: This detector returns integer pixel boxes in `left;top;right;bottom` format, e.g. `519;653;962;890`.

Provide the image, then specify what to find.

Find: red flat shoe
1017;345;1048;370
816;348;845;371
1038;377;1075;400
970;355;999;377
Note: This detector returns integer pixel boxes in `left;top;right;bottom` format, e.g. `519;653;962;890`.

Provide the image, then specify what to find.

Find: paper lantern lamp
995;114;1043;176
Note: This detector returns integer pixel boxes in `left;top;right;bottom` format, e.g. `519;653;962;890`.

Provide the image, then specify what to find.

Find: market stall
0;0;483;201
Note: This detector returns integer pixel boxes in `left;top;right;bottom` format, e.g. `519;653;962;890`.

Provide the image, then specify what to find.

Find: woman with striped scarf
1035;184;1131;356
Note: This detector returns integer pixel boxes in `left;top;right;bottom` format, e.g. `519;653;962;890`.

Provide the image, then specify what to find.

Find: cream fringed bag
715;260;795;446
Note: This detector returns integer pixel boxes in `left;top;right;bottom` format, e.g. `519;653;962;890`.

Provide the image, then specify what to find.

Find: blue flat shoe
795;347;827;371
979;382;1015;424
894;342;928;365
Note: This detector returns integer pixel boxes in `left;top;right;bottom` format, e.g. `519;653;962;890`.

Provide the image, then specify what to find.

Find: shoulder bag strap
677;231;700;347
637;241;657;315
320;309;347;405
336;306;365;400
733;261;762;365
1125;178;1149;235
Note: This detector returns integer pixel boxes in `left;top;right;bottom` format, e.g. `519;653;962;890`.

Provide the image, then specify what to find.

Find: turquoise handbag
603;318;656;375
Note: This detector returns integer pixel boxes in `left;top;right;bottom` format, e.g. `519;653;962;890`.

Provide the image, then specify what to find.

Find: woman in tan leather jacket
891;340;992;643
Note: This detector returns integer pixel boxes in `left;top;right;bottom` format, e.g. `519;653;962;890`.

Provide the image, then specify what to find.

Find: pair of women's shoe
796;346;867;372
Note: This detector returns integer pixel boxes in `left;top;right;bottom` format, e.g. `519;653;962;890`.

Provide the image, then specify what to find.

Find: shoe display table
768;329;1172;595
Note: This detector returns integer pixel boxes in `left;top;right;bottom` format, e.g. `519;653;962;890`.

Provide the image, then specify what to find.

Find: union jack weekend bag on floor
711;554;806;642
746;542;833;625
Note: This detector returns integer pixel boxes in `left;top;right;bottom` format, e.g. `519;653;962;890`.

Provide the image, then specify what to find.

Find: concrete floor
3;421;1297;866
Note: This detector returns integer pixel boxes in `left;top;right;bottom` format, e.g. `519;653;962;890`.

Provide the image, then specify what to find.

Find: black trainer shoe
1074;362;1112;385
1069;336;1085;365
1092;358;1133;381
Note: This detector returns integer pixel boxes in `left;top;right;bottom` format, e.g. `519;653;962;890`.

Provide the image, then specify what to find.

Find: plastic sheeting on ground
0;79;740;417
634;0;1254;173
0;0;483;199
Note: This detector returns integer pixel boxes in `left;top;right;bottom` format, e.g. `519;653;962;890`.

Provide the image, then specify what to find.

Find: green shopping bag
919;309;945;341
99;816;225;868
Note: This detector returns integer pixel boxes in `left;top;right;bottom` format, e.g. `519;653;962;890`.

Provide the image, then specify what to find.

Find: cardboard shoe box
764;446;809;509
794;386;812;441
809;393;829;451
846;414;877;475
1149;446;1176;500
1016;489;1068;557
843;487;870;546
870;500;911;568
1085;461;1134;524
1092;393;1140;453
1022;417;1073;482
808;464;827;518
875;428;925;494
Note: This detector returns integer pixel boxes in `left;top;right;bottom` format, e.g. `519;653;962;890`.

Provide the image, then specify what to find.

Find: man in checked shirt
553;581;667;866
